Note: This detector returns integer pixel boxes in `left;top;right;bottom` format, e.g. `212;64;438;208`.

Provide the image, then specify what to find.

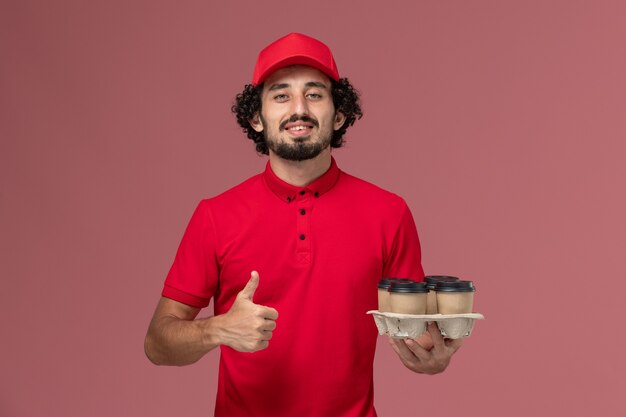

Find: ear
333;111;346;131
249;113;264;132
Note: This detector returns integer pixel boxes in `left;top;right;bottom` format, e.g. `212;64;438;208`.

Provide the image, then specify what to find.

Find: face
251;65;346;161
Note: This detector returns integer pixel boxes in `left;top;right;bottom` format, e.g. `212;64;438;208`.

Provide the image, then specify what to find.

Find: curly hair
231;78;363;155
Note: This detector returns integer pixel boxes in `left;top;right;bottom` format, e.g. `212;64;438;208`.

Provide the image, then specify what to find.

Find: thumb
238;271;260;301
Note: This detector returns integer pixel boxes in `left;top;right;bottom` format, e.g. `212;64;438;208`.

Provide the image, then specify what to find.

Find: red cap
252;33;339;85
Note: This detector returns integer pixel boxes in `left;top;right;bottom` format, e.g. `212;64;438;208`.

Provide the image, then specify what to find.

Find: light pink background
2;1;625;416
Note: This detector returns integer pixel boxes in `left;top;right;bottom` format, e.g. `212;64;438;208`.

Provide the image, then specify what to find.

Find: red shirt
163;157;424;417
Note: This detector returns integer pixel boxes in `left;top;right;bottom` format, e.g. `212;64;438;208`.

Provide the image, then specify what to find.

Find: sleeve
161;200;219;308
382;200;425;282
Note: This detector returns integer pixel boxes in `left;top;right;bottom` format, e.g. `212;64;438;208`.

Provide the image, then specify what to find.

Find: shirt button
299;234;306;240
300;209;306;215
314;192;319;198
299;190;305;196
287;197;292;202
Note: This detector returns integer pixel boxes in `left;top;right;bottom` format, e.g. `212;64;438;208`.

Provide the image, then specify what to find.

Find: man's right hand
216;271;279;352
144;271;278;365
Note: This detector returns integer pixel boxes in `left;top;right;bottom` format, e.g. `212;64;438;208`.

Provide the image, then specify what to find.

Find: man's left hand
388;322;463;375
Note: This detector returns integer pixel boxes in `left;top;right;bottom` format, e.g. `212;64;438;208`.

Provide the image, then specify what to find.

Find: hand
388;322;463;375
217;271;279;352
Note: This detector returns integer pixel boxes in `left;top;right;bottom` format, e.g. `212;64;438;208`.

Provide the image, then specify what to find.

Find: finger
445;337;464;353
239;271;260;301
428;322;445;349
259;329;273;341
388;338;411;363
388;337;402;356
390;337;425;363
253;340;269;352
258;305;279;320
414;331;434;351
260;319;277;331
404;338;432;361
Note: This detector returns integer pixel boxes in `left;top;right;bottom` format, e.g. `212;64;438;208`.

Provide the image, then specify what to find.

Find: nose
291;93;309;115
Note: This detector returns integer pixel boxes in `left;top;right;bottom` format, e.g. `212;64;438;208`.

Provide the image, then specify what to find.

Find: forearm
145;275;278;363
144;314;225;366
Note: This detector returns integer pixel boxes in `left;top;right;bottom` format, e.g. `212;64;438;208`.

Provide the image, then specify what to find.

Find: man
145;33;462;417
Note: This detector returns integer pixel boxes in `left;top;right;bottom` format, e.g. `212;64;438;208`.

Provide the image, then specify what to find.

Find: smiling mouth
286;124;313;132
280;115;319;133
284;124;313;139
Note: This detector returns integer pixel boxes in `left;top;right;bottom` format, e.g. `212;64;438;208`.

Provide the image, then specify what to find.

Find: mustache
279;114;319;131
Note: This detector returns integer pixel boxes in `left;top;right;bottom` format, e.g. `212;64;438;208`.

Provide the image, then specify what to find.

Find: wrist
199;315;226;350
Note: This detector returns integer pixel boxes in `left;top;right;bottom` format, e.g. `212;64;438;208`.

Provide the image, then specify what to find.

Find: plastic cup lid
388;280;429;293
378;278;412;289
434;280;476;292
424;275;460;289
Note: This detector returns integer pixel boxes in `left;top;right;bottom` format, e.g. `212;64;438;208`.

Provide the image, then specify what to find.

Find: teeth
289;126;309;131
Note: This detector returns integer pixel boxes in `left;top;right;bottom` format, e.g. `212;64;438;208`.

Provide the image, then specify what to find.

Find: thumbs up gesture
219;271;279;352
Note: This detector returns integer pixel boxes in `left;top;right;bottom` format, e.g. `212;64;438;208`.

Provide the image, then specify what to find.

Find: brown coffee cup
424;276;460;314
389;280;428;314
378;278;411;312
435;280;475;314
377;278;393;312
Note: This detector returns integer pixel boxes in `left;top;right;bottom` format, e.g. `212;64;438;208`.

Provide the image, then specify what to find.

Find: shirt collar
263;157;341;203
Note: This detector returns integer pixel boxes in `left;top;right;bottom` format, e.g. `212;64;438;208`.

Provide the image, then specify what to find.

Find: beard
268;137;328;161
261;114;333;162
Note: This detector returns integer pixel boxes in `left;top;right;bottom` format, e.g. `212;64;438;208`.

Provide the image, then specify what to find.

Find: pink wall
2;1;625;416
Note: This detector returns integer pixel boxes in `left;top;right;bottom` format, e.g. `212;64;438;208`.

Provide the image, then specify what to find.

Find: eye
306;93;322;100
273;94;288;102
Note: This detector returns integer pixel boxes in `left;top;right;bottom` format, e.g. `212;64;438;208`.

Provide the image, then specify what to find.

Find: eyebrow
305;81;328;89
268;83;289;91
267;81;329;91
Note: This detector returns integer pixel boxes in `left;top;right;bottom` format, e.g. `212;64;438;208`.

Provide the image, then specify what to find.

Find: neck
268;149;332;187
